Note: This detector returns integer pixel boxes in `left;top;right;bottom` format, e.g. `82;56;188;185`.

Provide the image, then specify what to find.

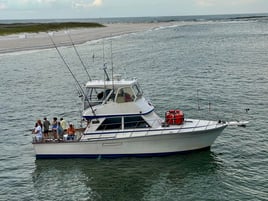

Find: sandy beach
0;22;176;54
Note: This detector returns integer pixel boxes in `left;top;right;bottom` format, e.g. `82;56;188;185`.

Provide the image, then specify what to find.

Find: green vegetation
0;22;105;35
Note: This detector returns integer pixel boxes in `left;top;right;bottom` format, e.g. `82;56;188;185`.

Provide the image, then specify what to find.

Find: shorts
33;135;42;142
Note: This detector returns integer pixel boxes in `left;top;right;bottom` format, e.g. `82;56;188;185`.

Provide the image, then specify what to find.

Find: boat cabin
81;77;163;132
83;78;143;109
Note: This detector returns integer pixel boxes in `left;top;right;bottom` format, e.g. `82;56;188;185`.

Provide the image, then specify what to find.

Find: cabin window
116;87;134;103
124;116;150;129
84;88;112;109
97;117;122;130
132;84;143;98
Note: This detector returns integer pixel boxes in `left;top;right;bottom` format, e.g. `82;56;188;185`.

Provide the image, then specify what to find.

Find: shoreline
0;22;177;54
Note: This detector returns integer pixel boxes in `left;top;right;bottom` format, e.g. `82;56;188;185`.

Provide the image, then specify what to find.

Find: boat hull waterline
33;124;227;159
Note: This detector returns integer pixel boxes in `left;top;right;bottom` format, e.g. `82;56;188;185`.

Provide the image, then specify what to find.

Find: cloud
195;0;259;7
0;3;7;9
0;0;103;12
1;0;65;9
73;0;103;8
0;0;7;10
195;0;215;7
92;0;102;6
229;0;259;6
17;0;57;4
37;0;57;4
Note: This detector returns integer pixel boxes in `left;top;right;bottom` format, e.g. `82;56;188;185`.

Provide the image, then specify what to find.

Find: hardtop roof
85;79;138;89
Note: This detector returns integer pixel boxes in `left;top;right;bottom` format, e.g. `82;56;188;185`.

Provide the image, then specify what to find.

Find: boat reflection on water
32;150;223;200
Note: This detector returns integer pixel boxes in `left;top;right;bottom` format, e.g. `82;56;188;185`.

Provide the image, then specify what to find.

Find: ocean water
0;15;268;201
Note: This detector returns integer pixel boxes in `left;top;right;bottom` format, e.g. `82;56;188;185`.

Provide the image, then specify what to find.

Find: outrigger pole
110;38;115;92
66;31;92;81
47;33;96;117
102;40;110;81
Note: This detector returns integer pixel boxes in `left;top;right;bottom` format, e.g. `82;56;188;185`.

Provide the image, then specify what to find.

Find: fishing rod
66;31;92;81
47;33;96;116
102;40;111;81
110;39;115;93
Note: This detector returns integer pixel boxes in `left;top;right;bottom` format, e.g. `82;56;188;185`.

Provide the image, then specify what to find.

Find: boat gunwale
32;123;227;144
83;123;227;137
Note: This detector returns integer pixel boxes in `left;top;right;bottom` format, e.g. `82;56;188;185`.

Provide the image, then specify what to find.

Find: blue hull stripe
35;147;210;159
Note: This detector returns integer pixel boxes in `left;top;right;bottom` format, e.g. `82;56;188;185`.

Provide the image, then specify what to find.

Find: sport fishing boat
32;72;238;159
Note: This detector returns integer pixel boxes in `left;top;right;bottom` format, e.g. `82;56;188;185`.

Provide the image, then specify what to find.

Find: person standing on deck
57;122;64;140
33;120;43;142
67;123;75;140
60;118;67;132
51;117;58;139
43;117;50;139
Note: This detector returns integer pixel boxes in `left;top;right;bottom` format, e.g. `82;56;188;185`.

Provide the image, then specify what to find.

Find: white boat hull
33;125;227;159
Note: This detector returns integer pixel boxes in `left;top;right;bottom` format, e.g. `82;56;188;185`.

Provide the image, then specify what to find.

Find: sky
0;0;267;20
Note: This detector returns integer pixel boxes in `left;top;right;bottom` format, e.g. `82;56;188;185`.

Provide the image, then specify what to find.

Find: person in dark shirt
43;117;50;139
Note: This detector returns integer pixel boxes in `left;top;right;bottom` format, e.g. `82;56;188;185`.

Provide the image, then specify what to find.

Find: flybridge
82;76;144;111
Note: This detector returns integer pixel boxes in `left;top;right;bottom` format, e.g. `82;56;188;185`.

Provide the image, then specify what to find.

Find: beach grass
0;22;105;35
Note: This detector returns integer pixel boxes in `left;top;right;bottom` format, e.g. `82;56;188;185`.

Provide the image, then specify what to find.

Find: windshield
84;87;113;109
115;86;134;103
